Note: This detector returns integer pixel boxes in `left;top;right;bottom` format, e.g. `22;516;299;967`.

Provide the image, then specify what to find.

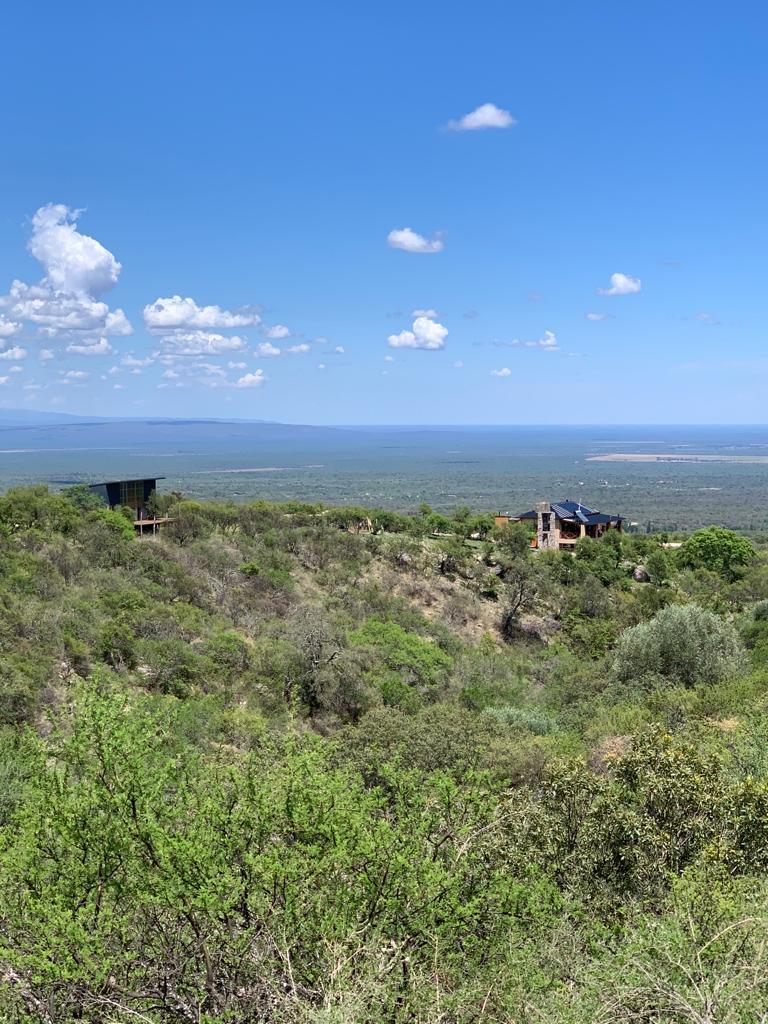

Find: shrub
614;603;746;686
678;526;754;580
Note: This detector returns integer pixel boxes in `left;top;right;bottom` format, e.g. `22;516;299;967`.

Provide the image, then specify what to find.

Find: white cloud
143;295;260;330
8;365;23;373
39;348;55;361
0;377;9;385
255;341;281;358
387;228;443;254
2;282;133;337
454;360;464;368
0;316;21;338
161;369;179;379
317;363;326;370
491;367;512;377
286;343;310;354
333;345;345;354
113;384;124;390
66;336;114;356
388;315;448;351
262;323;290;339
585;312;609;321
537;330;559;350
0;205;132;339
384;355;394;362
0;346;27;361
121;353;155;367
28;204;121;295
447;103;516;131
412;308;438;318
597;272;641;296
61;369;89;380
227;361;247;369
234;370;266;388
696;312;720;325
161;331;247;357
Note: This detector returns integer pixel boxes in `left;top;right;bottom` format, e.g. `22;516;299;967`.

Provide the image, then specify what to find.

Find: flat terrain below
587;453;768;463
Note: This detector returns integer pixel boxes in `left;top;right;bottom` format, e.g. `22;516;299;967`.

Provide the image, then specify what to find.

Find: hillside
1;487;768;1021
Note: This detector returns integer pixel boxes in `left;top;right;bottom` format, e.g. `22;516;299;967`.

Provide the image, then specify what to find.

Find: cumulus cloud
235;370;266;388
388;315;448;351
585;312;609;321
39;349;54;361
317;363;326;370
0;346;27;361
333;345;345;354
531;329;559;350
491;367;512;377
255;342;281;358
122;353;155;367
66;337;114;356
262;323;290;339
143;295;261;330
161;331;247;357
0;316;21;338
0;205;132;339
61;369;89;380
387;228;443;254
412;308;438;318
0;377;9;385
384;355;394;362
597;272;641;296
286;343;310;354
447;103;516;131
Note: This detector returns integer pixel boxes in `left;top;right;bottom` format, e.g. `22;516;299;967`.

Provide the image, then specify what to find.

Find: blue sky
0;0;766;424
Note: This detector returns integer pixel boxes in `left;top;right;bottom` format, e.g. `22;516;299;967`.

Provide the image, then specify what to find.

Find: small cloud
66;336;114;356
454;360;464;368
0;346;27;361
39;348;55;361
585;312;610;321
286;343;311;354
161;369;179;379
113;383;124;390
61;369;89;380
388;315;448;351
490;367;512;377
0;377;9;385
262;323;290;339
255;341;281;358
333;345;345;354
412;308;438;318
161;331;246;357
384;355;394;362
234;370;266;389
317;363;326;370
528;291;543;303
121;353;155;367
462;309;479;320
696;312;721;326
143;295;260;330
227;361;247;369
8;365;23;373
0;316;21;338
447;103;516;131
597;272;641;296
387;228;443;254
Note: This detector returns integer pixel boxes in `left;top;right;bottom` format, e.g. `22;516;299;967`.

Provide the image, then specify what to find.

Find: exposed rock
518;615;561;642
633;564;650;582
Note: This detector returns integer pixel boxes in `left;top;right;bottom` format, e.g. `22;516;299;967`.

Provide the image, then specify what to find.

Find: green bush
615;602;746;686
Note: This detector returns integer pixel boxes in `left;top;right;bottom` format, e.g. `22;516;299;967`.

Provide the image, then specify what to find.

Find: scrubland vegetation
2;486;768;1021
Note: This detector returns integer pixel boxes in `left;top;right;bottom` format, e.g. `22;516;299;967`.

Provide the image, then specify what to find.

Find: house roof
88;477;164;487
515;500;622;526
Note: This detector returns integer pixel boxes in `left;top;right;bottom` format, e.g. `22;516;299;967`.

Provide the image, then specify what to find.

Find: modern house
496;499;623;551
87;477;170;533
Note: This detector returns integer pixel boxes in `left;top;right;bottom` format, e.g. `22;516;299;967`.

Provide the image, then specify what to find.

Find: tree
678;526;754;580
614;602;746;686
